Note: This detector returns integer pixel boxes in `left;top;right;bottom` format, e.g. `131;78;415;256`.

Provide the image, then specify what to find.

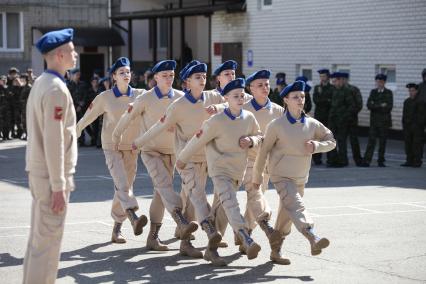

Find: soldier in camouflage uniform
312;69;334;165
342;73;363;166
360;74;393;167
0;75;7;141
401;83;425;167
19;74;32;140
327;72;357;167
10;77;24;138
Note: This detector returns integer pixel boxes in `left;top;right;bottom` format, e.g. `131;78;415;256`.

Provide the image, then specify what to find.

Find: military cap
184;63;207;79
69;68;80;75
279;80;306;98
8;67;19;74
152;60;177;74
213;60;237;76
276;78;286;85
180;60;200;80
330;72;344;78
36;28;74;54
406;83;418;89
276;72;286;79
375;73;387;81
110;57;130;74
221;78;245;96
317;68;330;75
340;72;350;79
246;69;271;85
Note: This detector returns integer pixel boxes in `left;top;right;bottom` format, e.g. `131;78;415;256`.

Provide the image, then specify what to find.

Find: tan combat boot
204;246;227;266
200;218;222;249
172;208;198;240
270;238;291;265
111;222;126;244
302;227;330;256
146;223;168;251
174;226;195;240
126;208;148;236
180;239;203;258
237;228;261;260
258;219;282;250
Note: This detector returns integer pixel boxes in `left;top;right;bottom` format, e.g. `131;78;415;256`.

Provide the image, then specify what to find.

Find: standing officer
0;75;7;141
418;69;426;104
19;73;32;140
312;69;334;165
327;72;356;167
361;74;393;167
23;28;78;284
401;83;425;167
342;72;363;166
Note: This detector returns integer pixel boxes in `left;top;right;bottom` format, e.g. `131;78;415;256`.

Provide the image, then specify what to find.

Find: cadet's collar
286;110;305;124
184;90;204;104
112;85;133;98
251;98;271;111
154;86;173;99
44;69;66;83
224;108;243;120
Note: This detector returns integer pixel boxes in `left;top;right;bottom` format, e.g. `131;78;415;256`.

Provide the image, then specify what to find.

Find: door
221;42;243;77
79;53;105;83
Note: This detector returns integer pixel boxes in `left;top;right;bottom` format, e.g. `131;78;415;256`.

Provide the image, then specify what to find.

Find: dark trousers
364;125;388;164
348;124;362;164
403;125;424;165
328;122;349;165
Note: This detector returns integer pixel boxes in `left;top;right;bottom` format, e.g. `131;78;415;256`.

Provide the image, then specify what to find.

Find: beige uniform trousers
272;179;313;236
214;160;271;235
23;174;73;284
140;152;182;218
177;162;210;223
211;176;246;232
180;187;196;222
104;150;139;223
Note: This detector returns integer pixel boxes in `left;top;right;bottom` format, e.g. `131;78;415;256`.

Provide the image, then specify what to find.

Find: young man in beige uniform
24;28;78;284
132;63;223;259
76;57;148;243
177;78;263;266
113;60;198;253
253;80;335;264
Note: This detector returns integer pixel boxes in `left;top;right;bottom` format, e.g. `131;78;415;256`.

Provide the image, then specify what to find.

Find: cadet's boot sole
111;236;126;244
311;238;330;256
246;243;261;260
146;238;169;251
180;222;198;240
208;232;222;249
133;215;148;236
203;251;227;266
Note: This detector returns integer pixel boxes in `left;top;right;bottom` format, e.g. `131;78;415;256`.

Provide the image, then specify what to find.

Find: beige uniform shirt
243;98;284;160
253;112;336;185
76;86;144;151
113;87;183;155
178;109;262;181
133;90;223;162
25;71;77;192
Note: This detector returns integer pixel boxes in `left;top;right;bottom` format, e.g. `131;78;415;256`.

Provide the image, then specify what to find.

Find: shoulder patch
54;106;63;120
196;129;203;138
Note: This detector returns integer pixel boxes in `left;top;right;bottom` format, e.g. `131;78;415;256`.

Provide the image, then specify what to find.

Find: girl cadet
112;60;198;253
176;78;263;266
76;57;149;243
253;80;335;264
131;63;223;261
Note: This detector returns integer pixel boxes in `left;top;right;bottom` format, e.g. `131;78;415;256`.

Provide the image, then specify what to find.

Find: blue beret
246;69;271;85
317;68;330;75
221;78;245;96
279;80;306;98
69;68;80;75
295;76;308;83
330;72;344;79
340;72;350;79
180;60;200;80
184;63;207;79
276;78;286;85
110;57;130;74
36;28;74;54
375;73;387;81
213;60;237;76
152;60;176;74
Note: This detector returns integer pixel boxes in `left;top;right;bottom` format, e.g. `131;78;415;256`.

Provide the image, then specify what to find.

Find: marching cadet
401;83;425;167
132;63;223;263
76;57;148;243
342;72;363;166
113;60;198;253
327;72;356;167
360;74;393;167
295;76;312;114
23;28;78;284
312;69;334;165
253;80;335;264
177;78;263;266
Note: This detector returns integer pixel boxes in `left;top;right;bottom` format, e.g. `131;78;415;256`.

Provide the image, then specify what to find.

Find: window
376;64;396;83
259;0;273;10
149;18;169;50
296;64;313;81
0;12;23;51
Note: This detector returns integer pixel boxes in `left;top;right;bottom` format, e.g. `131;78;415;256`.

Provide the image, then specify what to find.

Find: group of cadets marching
19;27;426;283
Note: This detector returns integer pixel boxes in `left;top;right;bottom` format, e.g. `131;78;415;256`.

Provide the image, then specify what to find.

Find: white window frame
259;0;273;10
0;12;24;52
296;64;313;83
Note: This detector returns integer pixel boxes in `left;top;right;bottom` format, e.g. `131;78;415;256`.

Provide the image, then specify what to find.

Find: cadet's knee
218;190;238;210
